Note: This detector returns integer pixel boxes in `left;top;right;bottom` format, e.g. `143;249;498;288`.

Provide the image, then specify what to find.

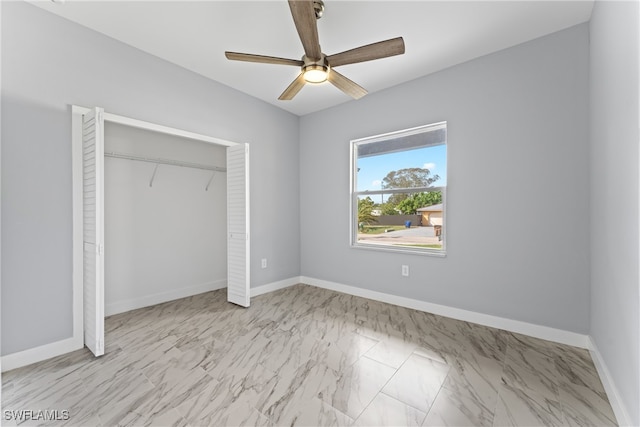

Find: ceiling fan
225;0;405;101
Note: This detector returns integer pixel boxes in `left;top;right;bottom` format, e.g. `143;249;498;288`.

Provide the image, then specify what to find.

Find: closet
74;106;249;357
104;123;227;316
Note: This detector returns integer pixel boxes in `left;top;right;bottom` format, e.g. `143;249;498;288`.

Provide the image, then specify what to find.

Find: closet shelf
104;151;227;173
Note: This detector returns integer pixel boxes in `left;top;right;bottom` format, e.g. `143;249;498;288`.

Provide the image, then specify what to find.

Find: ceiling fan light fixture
225;1;405;101
303;64;329;83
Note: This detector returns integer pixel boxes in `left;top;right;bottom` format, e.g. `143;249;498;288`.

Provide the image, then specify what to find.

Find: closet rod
105;151;227;173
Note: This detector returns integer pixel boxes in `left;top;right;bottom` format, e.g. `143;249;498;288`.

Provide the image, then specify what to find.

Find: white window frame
350;122;447;256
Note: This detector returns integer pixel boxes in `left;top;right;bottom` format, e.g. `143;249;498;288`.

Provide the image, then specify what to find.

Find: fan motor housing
302;54;329;83
313;0;325;19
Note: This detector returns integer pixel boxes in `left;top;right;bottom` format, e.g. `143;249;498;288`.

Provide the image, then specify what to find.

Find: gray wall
300;24;590;333
589;1;640;425
1;2;300;355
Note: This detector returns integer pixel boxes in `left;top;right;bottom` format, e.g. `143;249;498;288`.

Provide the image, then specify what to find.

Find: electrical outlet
261;258;267;269
401;265;409;276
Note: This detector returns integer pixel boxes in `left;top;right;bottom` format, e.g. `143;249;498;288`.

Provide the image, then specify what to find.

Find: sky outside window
356;144;447;193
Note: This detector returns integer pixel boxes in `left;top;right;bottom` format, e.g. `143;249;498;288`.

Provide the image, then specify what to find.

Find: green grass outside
398;244;443;249
359;225;406;234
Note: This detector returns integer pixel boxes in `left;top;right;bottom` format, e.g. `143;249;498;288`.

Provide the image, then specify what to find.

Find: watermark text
4;409;70;422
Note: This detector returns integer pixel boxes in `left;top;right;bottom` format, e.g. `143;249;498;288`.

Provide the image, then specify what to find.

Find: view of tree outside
378;167;441;214
395;191;442;215
357;197;377;227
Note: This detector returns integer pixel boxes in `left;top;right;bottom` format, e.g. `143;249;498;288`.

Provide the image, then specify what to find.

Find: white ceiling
30;0;594;116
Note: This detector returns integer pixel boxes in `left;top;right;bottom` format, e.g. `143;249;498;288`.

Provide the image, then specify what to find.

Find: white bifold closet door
226;144;250;307
82;107;105;357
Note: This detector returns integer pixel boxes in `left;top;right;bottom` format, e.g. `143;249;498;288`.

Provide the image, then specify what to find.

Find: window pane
356;144;447;192
356;191;444;250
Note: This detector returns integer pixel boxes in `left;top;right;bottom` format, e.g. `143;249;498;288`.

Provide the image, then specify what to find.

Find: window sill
351;242;447;257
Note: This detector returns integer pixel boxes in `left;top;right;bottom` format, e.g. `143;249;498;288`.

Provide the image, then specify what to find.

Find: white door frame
71;105;246;351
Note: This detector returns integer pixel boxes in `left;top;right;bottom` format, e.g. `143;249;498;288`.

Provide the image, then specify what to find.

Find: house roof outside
417;204;443;212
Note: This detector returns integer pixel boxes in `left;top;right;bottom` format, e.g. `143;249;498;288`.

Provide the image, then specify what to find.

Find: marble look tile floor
2;284;617;426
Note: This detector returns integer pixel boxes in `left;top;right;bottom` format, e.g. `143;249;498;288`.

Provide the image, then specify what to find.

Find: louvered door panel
82;107;105;356
227;144;250;307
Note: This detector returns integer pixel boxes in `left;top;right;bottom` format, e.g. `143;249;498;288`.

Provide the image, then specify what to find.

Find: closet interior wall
104;122;227;316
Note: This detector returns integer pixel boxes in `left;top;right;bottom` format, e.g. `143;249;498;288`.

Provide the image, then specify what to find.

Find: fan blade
278;73;307;100
288;0;322;60
225;52;304;67
327;69;367;99
327;37;405;67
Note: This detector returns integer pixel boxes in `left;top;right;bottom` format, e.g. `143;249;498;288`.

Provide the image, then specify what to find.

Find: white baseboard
300;276;590;349
588;337;632;426
1;337;83;373
251;276;301;297
105;279;227;316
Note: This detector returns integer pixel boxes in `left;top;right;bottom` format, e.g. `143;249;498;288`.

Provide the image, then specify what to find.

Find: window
350;122;447;255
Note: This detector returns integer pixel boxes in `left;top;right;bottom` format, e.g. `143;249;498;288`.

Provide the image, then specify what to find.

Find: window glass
351;122;447;254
